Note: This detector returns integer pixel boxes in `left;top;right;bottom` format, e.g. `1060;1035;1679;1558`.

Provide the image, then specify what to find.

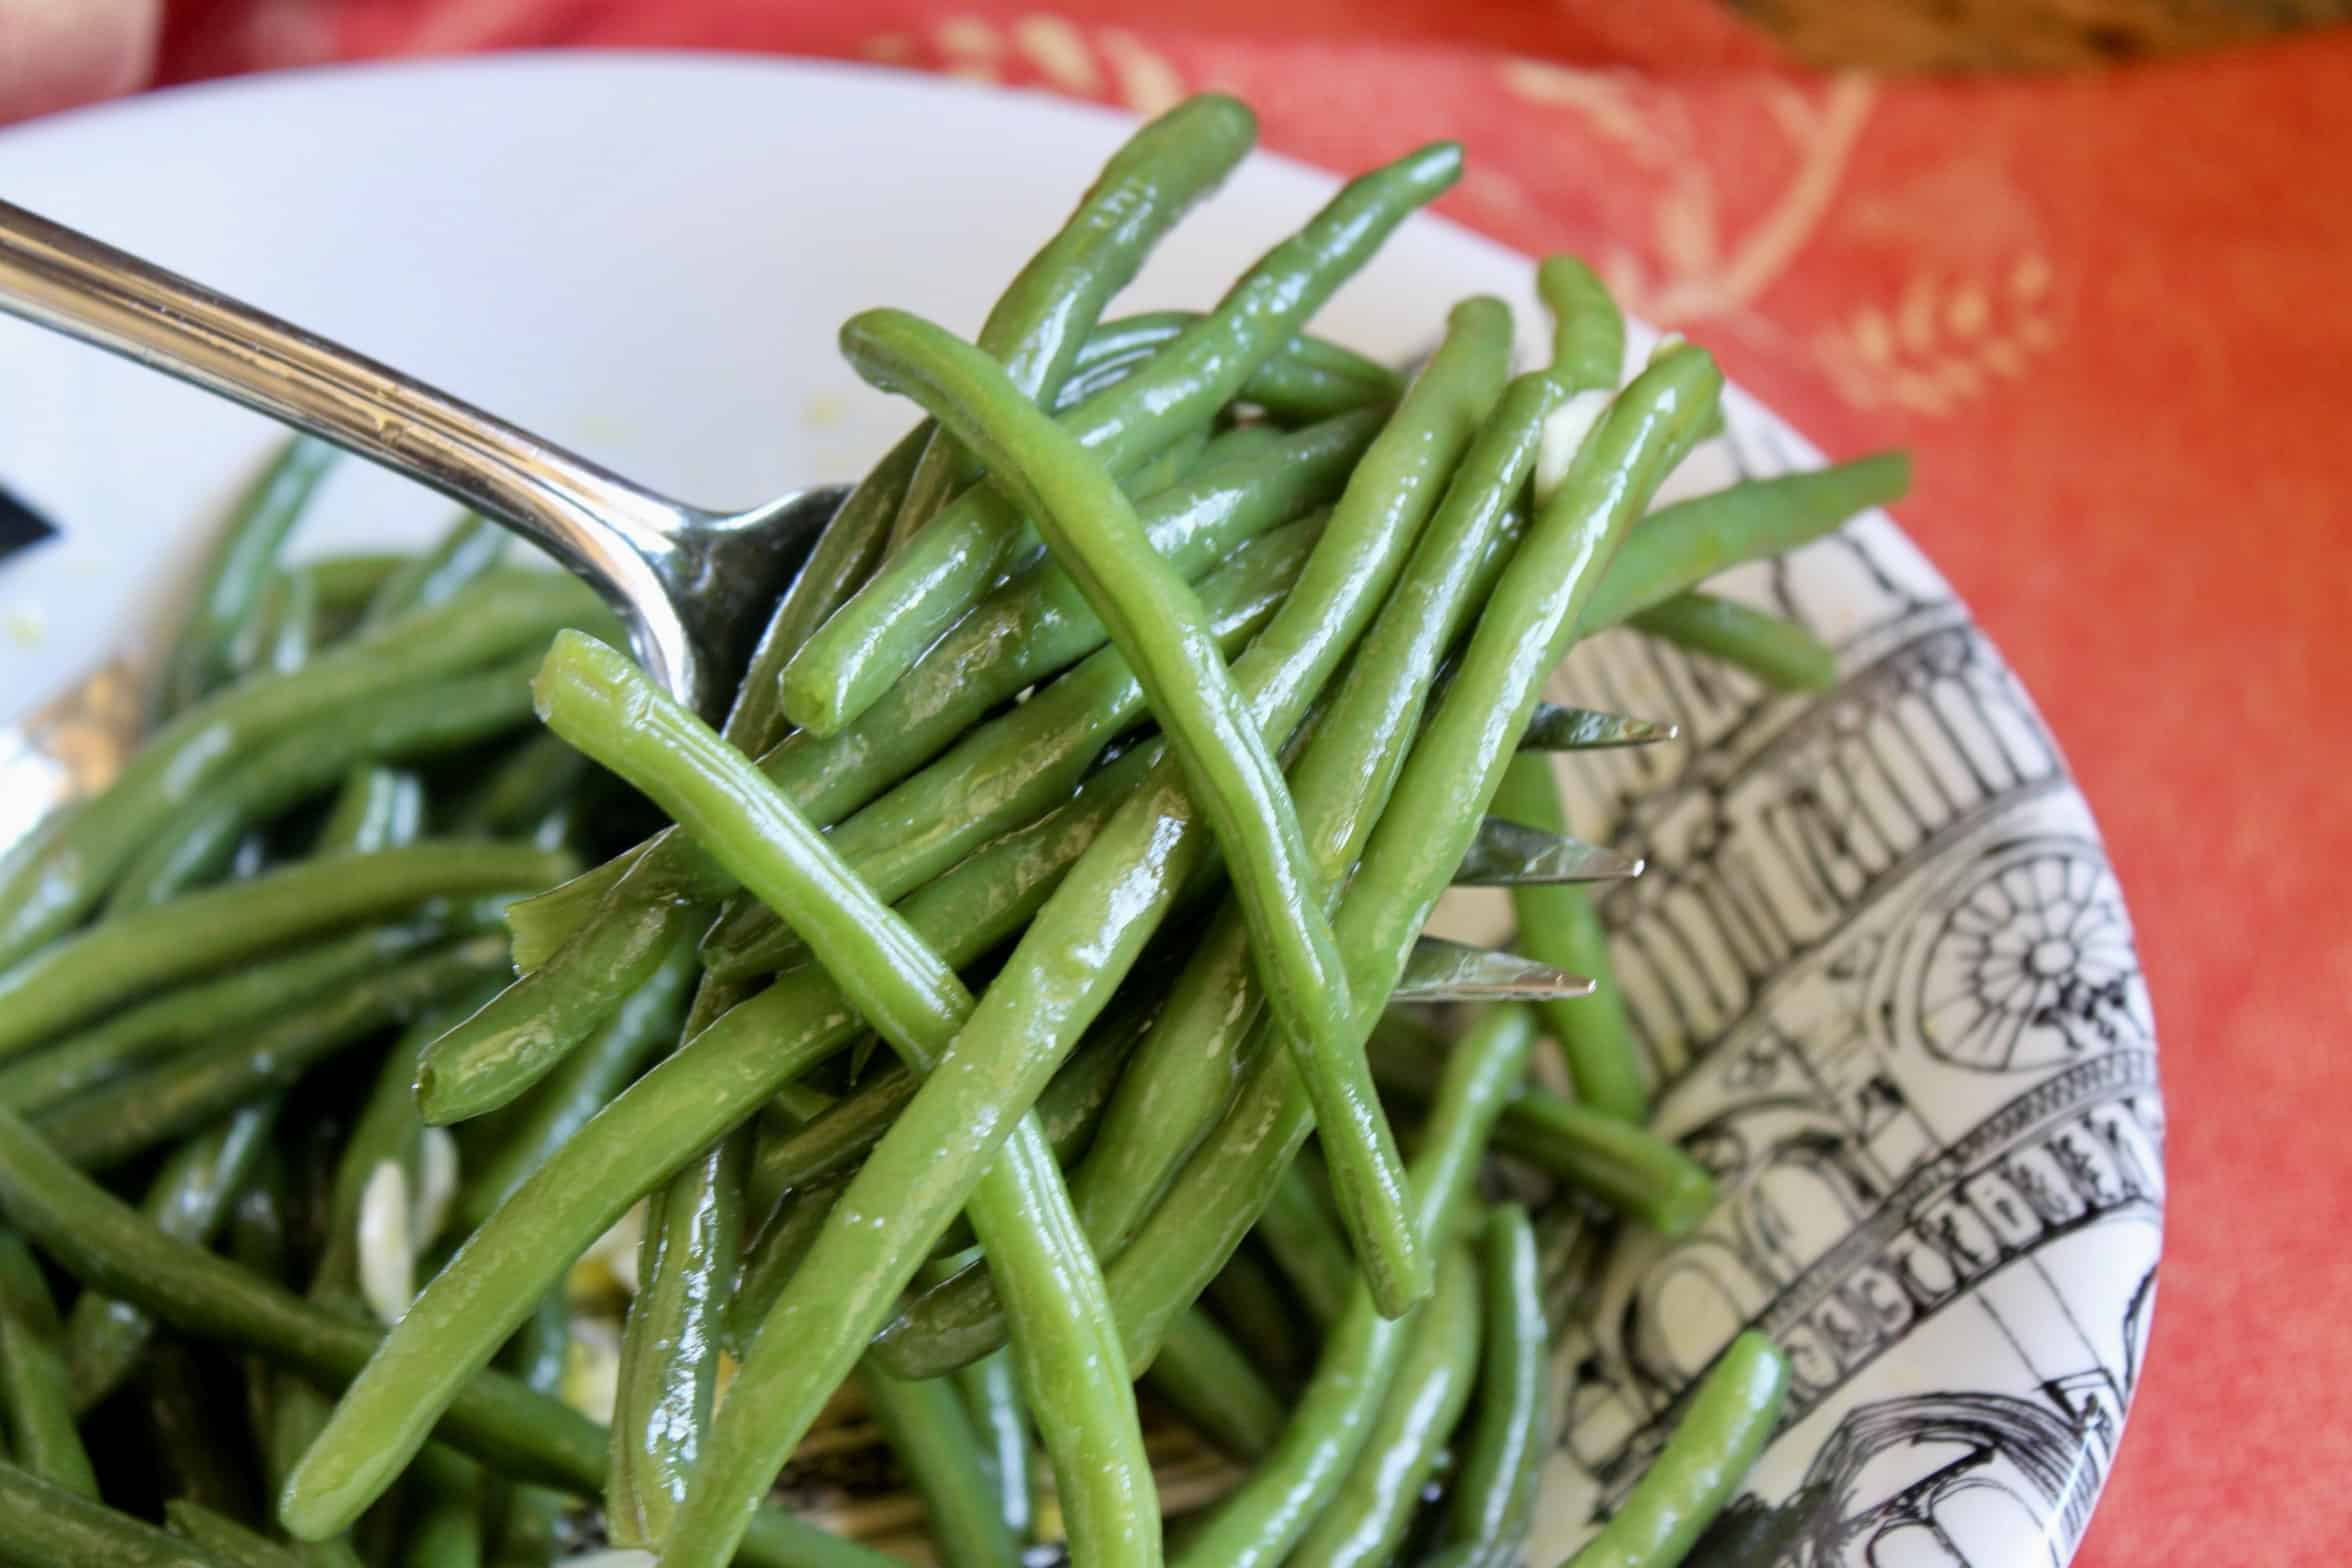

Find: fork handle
0;197;699;694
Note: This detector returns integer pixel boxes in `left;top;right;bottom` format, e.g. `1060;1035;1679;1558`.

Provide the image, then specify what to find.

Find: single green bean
110;660;539;910
290;740;1148;1543
706;513;1322;982
0;1108;893;1568
1628;591;1837;691
401;1445;486;1568
859;1367;1022;1568
1149;1307;1288;1460
780;141;1461;737
156;436;341;720
167;1500;309;1568
1488;753;1646;1122
1290;1240;1483;1568
0;1231;98;1497
1200;1243;1309;1383
0;912;486;1116
0;1458;244;1567
512;633;1154;1568
0;574;593;967
1560;1331;1788;1568
313;767;425;857
1444;1205;1551;1557
37;940;509;1172
844;305;1381;1294
301;554;409;615
1170;1005;1537;1568
359;514;506;630
1255;1165;1357;1329
64;1101;278;1409
886;94;1260;552
1538;255;1626;394
956;1351;1034;1544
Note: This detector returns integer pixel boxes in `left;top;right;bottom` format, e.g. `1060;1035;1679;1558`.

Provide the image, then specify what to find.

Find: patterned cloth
5;4;2347;1562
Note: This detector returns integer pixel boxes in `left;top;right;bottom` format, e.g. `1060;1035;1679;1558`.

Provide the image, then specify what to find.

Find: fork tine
1453;816;1643;886
1391;937;1595;1003
1517;703;1678;751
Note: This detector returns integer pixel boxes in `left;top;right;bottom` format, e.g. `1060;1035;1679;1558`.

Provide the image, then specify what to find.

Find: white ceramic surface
0;55;2158;1566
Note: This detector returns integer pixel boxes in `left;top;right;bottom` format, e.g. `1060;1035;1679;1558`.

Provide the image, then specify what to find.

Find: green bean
0;574;593;969
520;405;1375;978
0;1231;97;1497
1291;1241;1482;1568
167;1500;309;1568
1444;1205;1549;1557
1200;1244;1308;1383
1628;591;1837;691
1170;1005;1537;1568
727;1172;847;1355
456;941;697;1234
0;1457;243;1567
1539;256;1626;393
1488;753;1646;1122
1578;453;1910;632
514;632;1154;1568
486;1294;572;1568
706;513;1324;982
298;742;1153;1549
1560;1331;1788;1568
37;940;509;1172
859;1367;1022;1568
360;515;506;631
229;563;322;681
109;660;539;910
844;305;1380;1292
868;300;1517;1382
402;1446;486;1568
956;1351;1034;1543
1255;1165;1356;1329
781;141;1461;737
64;1102;278;1409
1070;312;1403;421
0;1108;894;1568
315;767;424;856
302;554;409;616
156;436;341;720
1149;1307;1287;1460
0;912;486;1116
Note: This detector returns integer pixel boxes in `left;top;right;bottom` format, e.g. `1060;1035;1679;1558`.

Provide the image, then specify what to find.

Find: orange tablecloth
16;3;2352;1560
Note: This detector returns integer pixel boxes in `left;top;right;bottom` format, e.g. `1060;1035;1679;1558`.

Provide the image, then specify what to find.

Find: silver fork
0;200;1671;1001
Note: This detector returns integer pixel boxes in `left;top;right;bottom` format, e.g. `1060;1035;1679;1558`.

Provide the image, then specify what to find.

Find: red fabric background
24;3;2352;1559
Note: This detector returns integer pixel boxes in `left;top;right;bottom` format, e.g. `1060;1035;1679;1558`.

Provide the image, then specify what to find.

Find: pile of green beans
0;93;1907;1568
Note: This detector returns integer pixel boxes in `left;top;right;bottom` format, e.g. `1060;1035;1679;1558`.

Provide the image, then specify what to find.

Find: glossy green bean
887;94;1259;554
37;940;509;1171
1488;753;1646;1122
706;513;1322;982
456;942;697;1233
64;1101;278;1410
1291;1241;1482;1568
1069;311;1403;419
109;660;539;911
166;1500;308;1568
1538;255;1626;394
0;1231;97;1497
0;1108;893;1568
843;304;1388;1299
1445;1205;1550;1556
359;515;505;631
780;141;1461;737
313;768;425;857
155;436;341;720
860;1367;1023;1568
867;301;1520;1382
0;912;485;1116
1628;591;1838;691
1150;1307;1287;1460
1255;1165;1356;1329
291;746;1154;1552
513;632;1154;1568
956;1352;1034;1544
0;1458;243;1567
0;574;593;968
1561;1331;1788;1568
1169;1005;1537;1568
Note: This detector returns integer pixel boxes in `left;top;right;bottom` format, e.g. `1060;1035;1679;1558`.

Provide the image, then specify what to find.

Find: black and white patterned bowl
0;56;2159;1567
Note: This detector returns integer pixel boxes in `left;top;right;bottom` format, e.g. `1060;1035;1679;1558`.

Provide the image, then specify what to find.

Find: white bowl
0;53;2160;1567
